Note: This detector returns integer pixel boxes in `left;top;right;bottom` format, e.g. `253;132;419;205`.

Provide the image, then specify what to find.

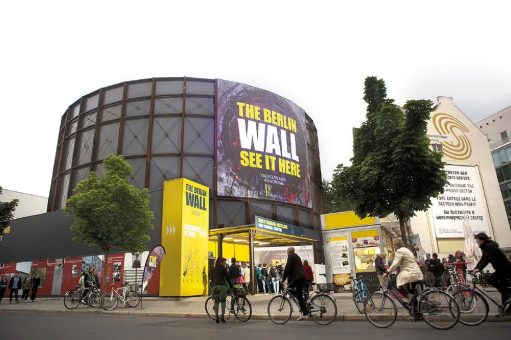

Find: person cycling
473;232;511;307
385;240;424;308
282;247;308;321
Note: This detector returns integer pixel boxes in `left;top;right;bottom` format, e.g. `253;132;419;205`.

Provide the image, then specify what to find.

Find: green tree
338;77;446;247
0;186;19;235
322;164;355;213
65;155;154;287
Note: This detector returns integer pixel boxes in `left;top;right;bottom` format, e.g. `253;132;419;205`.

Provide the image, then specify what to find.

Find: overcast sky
1;1;511;197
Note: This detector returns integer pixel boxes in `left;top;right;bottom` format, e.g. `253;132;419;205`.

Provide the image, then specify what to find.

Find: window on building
501;131;508;142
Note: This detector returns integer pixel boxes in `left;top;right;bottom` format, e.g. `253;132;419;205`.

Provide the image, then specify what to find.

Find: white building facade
1;189;48;219
410;97;511;263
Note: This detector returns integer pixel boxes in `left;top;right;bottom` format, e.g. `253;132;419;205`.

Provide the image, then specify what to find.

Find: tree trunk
398;214;409;248
103;251;109;290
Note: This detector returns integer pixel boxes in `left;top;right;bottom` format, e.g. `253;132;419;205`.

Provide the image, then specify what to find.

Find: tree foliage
322;165;355;213
65;155;154;285
336;77;447;247
0;186;19;235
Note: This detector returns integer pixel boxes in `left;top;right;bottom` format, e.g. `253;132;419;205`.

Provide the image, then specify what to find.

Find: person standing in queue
211;257;233;324
228;258;239;287
282;247;308;320
0;275;8;303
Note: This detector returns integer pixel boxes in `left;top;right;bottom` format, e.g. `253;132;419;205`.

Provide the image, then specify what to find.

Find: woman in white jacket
387;240;423;298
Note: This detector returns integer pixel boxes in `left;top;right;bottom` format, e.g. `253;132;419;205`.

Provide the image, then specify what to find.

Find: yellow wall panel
325;211;376;230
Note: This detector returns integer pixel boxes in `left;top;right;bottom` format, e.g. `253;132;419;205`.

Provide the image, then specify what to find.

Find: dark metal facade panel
47;77;322;237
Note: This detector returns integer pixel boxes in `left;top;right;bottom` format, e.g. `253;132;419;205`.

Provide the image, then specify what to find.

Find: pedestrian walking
210;257;233;324
21;275;32;302
30;274;41;301
454;250;467;284
0;275;8;303
8;272;22;303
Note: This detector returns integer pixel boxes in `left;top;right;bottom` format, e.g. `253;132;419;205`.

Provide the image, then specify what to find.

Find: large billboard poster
217;79;311;208
429;165;492;238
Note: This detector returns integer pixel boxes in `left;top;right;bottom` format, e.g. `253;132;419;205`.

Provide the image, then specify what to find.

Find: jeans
9;288;19;302
271;277;279;294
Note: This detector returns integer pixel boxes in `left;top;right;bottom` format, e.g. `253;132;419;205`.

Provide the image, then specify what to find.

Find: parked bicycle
64;281;102;309
101;281;141;311
445;265;469;295
364;274;460;330
451;270;511;326
205;285;252;322
267;283;337;325
350;274;370;314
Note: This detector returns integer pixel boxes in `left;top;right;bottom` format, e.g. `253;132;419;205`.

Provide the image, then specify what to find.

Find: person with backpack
255;264;265;293
270;264;280;294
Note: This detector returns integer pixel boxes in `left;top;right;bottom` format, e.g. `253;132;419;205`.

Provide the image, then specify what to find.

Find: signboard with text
217;79;311;208
429;165;491;238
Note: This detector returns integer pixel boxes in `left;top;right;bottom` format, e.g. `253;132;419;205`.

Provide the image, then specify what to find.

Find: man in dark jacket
473;232;511;306
282;247;307;320
8;272;22;303
375;253;389;289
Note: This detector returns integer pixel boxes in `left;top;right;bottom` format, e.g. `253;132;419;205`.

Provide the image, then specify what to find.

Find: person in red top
303;260;314;294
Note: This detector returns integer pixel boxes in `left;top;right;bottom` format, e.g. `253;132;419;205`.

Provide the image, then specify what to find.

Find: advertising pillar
160;178;209;296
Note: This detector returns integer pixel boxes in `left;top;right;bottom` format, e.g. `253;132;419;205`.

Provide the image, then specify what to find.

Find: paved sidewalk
0;292;509;322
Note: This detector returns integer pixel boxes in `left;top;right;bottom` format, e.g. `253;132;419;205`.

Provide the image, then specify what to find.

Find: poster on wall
329;236;350;274
351;229;379;248
429;165;492;238
217;79;311;208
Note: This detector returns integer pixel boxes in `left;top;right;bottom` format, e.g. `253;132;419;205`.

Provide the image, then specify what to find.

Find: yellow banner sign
160;178;209;296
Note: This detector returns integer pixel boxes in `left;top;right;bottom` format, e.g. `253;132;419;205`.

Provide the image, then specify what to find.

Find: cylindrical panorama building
48;77;322;235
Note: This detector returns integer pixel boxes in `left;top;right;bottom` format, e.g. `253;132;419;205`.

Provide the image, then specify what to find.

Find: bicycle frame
466;273;507;310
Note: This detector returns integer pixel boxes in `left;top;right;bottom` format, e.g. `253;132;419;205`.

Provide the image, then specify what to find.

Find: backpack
255;267;262;280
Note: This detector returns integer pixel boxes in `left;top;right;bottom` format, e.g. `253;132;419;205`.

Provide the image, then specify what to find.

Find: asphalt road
1;312;510;340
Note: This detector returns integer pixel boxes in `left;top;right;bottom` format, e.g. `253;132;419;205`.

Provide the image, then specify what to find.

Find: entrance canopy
209;216;320;293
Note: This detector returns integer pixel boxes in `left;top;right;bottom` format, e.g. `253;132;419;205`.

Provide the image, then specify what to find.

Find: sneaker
296;315;307;321
220;317;226;323
215;318;220;324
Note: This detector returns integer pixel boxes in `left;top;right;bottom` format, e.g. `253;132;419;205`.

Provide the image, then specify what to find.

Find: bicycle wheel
101;292;118;311
268;295;292;324
233;296;252;322
452;289;489;326
446;284;469;296
309;294;337;325
64;290;80;309
88;290;103;308
126;290;141;308
352;289;366;314
419;290;460;330
205;295;233;320
364;291;397;328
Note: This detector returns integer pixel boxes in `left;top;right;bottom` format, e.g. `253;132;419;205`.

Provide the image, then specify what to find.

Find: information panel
217;79;311;208
429;165;491;238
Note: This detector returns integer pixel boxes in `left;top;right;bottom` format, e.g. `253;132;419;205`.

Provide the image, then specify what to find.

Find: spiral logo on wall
432;113;472;160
